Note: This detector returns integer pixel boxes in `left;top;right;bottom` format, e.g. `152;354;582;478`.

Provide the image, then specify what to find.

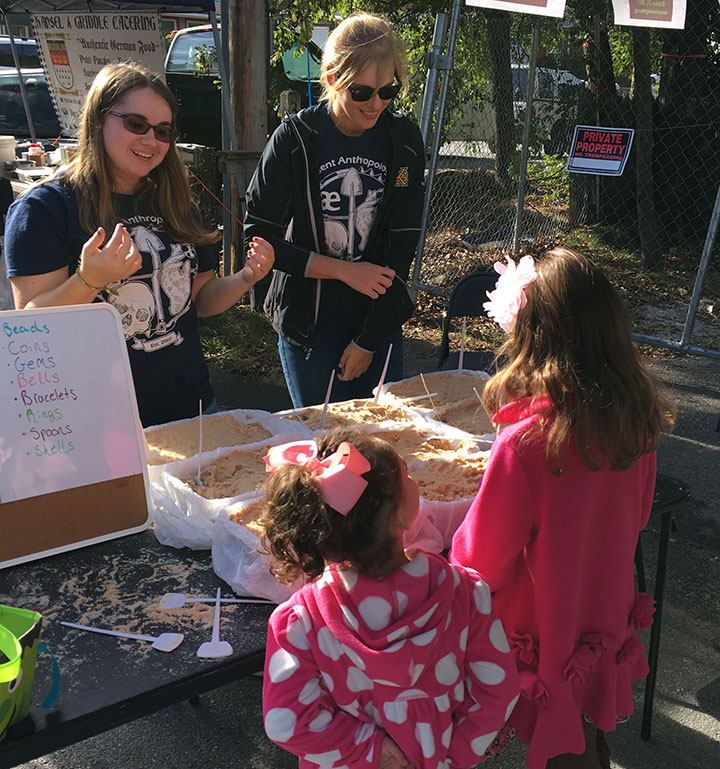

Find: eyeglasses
347;80;402;103
105;110;177;143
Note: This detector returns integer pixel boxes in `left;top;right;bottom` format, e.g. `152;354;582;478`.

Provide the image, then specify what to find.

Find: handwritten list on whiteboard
0;304;145;504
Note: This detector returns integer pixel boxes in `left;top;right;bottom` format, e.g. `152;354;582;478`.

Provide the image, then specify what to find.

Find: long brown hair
261;428;402;584
484;247;675;474
48;61;218;245
320;13;409;103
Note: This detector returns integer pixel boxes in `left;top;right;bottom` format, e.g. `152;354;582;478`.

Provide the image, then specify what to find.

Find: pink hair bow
483;255;537;333
263;440;371;515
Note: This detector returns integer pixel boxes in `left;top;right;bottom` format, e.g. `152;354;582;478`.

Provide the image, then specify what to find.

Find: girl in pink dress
450;248;676;769
260;429;520;769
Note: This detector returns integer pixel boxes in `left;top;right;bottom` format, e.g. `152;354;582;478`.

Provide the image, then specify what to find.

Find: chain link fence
415;8;720;358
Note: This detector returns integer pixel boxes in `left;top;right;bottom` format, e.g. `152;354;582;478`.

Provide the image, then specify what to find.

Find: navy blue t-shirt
5;181;216;426
317;105;389;332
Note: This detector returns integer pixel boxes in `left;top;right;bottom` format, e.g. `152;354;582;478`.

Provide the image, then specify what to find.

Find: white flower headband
483;255;537;333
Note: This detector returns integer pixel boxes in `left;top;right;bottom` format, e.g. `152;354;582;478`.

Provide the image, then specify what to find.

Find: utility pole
227;0;268;271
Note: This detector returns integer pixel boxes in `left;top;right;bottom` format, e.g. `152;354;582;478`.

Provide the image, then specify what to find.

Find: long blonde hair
485;248;675;474
50;62;218;245
320;13;408;103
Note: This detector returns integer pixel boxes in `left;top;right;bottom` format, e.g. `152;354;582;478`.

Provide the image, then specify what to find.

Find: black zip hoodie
244;103;425;354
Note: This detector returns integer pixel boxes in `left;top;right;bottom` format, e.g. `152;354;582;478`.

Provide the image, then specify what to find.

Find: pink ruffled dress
450;397;657;768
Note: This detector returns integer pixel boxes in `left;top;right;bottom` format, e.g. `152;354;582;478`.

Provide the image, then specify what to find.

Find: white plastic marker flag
465;0;566;18
611;0;686;29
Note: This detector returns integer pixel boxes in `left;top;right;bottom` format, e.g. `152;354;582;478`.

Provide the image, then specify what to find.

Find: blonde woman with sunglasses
244;12;424;408
5;62;273;427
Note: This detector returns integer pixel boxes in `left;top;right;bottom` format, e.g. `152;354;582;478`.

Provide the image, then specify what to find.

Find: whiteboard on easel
0;303;150;567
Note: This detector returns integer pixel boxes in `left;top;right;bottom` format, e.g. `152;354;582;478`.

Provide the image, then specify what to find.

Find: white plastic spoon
195;399;203;487
318;368;336;430
60;621;184;652
196;588;233;658
159;593;274;609
373;343;393;404
419;372;436;411
455;318;466;376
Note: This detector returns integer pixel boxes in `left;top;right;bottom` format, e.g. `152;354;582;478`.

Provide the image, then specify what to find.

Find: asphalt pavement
10;350;720;769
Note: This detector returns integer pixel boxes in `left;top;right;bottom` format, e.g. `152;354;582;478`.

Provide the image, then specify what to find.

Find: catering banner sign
566;126;635;177
31;11;165;137
464;0;566;18
611;0;687;29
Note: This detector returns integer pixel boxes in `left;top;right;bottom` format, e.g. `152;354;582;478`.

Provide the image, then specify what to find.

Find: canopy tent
0;0;234;147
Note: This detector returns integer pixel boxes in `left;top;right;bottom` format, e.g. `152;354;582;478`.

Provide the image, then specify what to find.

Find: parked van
447;64;588;155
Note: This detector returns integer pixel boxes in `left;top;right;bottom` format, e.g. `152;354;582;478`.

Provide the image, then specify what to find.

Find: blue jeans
278;327;404;408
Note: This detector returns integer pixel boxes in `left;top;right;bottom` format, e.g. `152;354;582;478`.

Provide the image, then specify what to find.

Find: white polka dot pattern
435;653;460;685
386;639;406;653
474;580;492;614
298;677;322;704
434;693;450;712
341;605;359;631
398;688;426;700
412;628;437;646
441;722;453;747
410;662;425;684
304;749;342;765
470;660;507;685
384;700;408;723
347;667;373;692
321;671;334;692
416;721;436;758
394;591;408;615
358;596;393;631
265;707;296;742
414;604;438;627
471;730;499;755
317;626;342;660
343;700;360;717
354;721;375;744
459;626;468;651
506;693;520;720
342;643;366;670
402;552;429;576
286;619;310;650
387;625;409;643
309;709;332;732
337;568;358;591
292;604;311;632
489;619;510;652
268;648;299;683
454;681;465;701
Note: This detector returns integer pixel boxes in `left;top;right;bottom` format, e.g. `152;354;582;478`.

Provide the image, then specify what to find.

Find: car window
166;31;217;73
0;38;41;69
536;71;554;99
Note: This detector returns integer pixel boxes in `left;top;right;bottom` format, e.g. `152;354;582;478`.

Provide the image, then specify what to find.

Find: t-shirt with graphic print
317;104;389;331
5;181;216;426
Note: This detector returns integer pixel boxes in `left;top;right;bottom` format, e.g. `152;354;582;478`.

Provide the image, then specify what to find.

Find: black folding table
0;529;273;768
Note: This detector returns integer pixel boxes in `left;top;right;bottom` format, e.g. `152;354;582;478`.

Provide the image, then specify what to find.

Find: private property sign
566;125;635;176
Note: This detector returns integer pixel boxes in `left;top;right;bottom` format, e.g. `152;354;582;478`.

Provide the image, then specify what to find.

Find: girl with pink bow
260;428;520;769
451;249;676;769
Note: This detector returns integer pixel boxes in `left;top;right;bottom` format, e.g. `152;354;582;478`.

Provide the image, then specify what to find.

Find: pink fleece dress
263;550;520;769
450;397;657;769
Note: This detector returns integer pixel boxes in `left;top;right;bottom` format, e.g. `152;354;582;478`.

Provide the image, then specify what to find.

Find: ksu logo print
395;167;409;188
47;38;74;90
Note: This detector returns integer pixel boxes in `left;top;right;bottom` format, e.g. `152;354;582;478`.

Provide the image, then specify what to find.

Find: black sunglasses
106;110;177;143
347;80;402;103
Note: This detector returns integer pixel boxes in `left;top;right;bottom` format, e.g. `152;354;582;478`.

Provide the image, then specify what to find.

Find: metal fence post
411;0;463;294
512;25;539;255
681;184;720;346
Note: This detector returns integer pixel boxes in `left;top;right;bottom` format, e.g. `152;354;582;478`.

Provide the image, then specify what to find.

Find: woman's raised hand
78;223;142;290
343;261;395;299
243;236;275;285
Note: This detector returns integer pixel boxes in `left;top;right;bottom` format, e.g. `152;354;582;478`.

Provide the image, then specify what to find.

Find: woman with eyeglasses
5;61;273;427
244;12;424;408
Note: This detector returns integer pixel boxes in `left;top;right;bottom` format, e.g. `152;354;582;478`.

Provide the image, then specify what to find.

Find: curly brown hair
484;247;676;474
260;428;402;585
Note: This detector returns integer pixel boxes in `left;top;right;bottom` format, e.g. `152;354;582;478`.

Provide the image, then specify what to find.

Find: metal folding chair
437;271;499;373
635;472;691;740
